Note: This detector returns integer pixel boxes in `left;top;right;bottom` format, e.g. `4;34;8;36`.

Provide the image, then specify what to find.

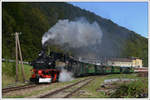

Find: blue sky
70;2;148;38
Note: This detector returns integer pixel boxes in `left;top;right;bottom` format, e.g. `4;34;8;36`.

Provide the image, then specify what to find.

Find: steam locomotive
30;46;73;83
30;48;134;83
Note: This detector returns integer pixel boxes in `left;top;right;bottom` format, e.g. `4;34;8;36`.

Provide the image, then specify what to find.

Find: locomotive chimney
38;41;48;57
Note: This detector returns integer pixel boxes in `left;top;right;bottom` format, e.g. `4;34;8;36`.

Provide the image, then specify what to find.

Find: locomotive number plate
39;78;51;83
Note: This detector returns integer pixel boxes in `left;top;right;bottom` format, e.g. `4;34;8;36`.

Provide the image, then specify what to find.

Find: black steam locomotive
30;47;134;83
30;47;73;83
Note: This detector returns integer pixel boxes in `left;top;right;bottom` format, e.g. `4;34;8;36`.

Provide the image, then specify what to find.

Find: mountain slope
2;2;148;66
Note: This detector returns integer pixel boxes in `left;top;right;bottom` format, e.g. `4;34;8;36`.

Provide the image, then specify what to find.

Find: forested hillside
2;2;148;66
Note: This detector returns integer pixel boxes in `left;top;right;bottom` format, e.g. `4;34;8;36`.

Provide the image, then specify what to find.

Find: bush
110;80;148;98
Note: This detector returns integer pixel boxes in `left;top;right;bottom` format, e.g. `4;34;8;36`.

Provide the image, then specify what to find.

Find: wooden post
16;32;26;82
15;32;19;82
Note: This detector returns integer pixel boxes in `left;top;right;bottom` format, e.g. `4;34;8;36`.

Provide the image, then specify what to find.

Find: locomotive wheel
30;78;39;84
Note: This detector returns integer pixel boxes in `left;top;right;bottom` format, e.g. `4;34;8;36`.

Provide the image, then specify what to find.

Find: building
132;58;143;68
106;57;142;68
76;57;143;68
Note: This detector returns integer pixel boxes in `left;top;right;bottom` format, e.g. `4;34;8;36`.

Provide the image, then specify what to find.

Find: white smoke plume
42;18;103;49
58;68;74;82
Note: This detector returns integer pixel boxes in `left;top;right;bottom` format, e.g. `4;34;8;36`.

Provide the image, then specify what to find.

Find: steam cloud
58;69;74;82
42;18;103;49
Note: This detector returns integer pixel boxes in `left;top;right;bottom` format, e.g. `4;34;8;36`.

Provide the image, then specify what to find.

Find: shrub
110;80;148;98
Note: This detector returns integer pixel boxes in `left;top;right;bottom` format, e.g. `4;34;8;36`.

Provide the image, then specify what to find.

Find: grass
72;73;148;98
72;75;108;98
105;73;138;79
2;62;32;88
110;78;148;98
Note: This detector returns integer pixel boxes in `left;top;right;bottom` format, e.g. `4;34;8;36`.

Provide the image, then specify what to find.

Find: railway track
2;84;36;93
40;77;95;98
2;84;49;94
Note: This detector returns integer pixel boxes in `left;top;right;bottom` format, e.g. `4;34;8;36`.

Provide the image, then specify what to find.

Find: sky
70;2;148;38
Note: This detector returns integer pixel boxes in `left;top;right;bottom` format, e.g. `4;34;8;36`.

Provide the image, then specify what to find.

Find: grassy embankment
72;74;148;98
2;62;32;88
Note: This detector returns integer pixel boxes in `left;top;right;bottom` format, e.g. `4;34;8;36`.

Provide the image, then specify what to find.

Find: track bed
40;77;94;98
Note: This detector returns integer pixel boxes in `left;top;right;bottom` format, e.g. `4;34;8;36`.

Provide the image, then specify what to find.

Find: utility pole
16;32;26;82
15;32;19;82
15;32;26;82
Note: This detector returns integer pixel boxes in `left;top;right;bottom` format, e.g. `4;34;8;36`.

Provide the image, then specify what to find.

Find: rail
39;77;94;98
2;84;36;93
